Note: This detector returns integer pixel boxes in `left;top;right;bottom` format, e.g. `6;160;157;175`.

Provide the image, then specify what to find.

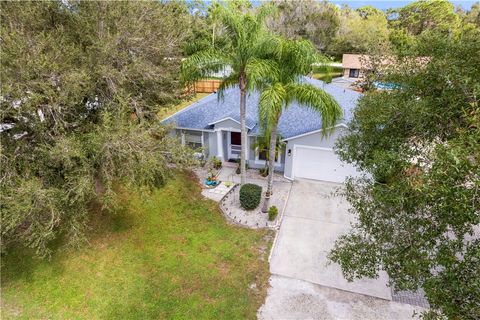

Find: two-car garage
284;126;361;183
291;145;360;183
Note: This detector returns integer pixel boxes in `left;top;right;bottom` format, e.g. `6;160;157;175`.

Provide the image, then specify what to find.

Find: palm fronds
181;49;231;85
286;83;343;134
245;58;279;90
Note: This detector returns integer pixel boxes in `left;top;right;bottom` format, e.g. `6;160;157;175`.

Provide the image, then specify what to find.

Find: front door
228;132;241;159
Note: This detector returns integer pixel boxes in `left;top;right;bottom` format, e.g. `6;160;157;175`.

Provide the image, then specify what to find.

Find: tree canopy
329;5;390;56
330;27;480;320
266;0;340;52
0;1;196;257
387;0;460;35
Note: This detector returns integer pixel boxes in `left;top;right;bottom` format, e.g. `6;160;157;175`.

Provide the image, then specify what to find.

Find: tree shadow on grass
1;201;136;287
88;200;136;235
1;236;66;286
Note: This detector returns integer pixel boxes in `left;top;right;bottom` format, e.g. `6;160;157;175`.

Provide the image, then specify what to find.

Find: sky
327;0;478;10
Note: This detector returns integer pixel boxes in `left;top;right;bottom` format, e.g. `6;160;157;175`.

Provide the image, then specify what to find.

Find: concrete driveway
269;179;392;300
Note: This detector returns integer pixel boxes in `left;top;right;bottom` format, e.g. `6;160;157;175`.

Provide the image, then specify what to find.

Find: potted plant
259;166;268;177
205;170;220;187
236;159;248;174
210;156;222;170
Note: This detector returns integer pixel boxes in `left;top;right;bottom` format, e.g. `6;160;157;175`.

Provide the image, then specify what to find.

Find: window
349;68;360;78
256;148;279;163
184;132;202;150
258;149;267;161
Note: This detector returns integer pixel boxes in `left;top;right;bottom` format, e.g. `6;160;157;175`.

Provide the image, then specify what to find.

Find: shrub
268;206;278;221
235;160;249;174
211;156;222;169
239;183;262;210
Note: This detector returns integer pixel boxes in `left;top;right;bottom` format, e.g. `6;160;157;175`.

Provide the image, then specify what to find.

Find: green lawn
1;172;272;319
312;72;343;82
311;65;343;82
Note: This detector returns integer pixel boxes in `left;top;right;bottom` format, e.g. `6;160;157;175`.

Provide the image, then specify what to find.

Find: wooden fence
193;79;222;93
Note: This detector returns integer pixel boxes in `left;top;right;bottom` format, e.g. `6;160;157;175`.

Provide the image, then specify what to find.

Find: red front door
231;132;241;145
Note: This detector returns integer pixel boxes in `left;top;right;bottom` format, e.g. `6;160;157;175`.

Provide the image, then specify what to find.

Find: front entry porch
227;131;241;160
216;130;248;162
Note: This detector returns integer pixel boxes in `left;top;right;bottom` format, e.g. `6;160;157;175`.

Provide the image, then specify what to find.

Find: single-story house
342;53;430;81
162;77;361;183
342;53;371;79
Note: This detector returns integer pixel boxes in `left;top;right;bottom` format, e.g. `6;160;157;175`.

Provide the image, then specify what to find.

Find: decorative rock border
193;166;292;231
219;184;288;230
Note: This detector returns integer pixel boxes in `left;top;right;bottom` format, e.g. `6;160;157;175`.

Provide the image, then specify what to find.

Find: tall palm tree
182;4;278;185
258;39;343;210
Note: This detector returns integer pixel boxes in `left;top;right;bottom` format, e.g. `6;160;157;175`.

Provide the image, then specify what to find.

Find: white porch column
216;130;224;160
181;131;185;145
201;132;206;156
245;135;249;162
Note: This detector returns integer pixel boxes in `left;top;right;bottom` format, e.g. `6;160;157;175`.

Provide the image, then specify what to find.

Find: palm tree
252;133;285;176
181;4;278;185
258;39;343;211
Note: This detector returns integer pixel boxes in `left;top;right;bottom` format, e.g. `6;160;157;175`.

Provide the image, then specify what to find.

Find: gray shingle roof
162;77;361;139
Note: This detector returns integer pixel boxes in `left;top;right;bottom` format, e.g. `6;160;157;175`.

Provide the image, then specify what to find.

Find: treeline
191;0;480;59
273;0;480;57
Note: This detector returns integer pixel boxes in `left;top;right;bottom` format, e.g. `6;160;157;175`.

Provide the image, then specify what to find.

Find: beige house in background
342;54;371;79
342;53;429;81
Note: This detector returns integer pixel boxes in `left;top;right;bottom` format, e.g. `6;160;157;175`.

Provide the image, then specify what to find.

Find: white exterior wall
176;129;216;159
284;127;347;179
212;119;242;131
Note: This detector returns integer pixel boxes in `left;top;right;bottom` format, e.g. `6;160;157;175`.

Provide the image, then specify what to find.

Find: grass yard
158;93;210;120
1;172;272;320
311;65;343;82
312;72;343;82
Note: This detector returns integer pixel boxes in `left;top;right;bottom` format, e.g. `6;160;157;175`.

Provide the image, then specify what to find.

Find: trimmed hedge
239;183;262;210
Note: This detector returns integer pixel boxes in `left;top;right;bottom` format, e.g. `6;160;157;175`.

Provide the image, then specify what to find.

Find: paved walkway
197;165;291;203
216;164;291;185
201;182;233;202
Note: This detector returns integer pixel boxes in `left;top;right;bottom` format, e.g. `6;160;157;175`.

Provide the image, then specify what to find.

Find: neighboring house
342;54;371;80
342;53;429;81
162;77;362;183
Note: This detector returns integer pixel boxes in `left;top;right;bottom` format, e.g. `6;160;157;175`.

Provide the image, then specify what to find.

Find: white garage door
293;145;359;183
